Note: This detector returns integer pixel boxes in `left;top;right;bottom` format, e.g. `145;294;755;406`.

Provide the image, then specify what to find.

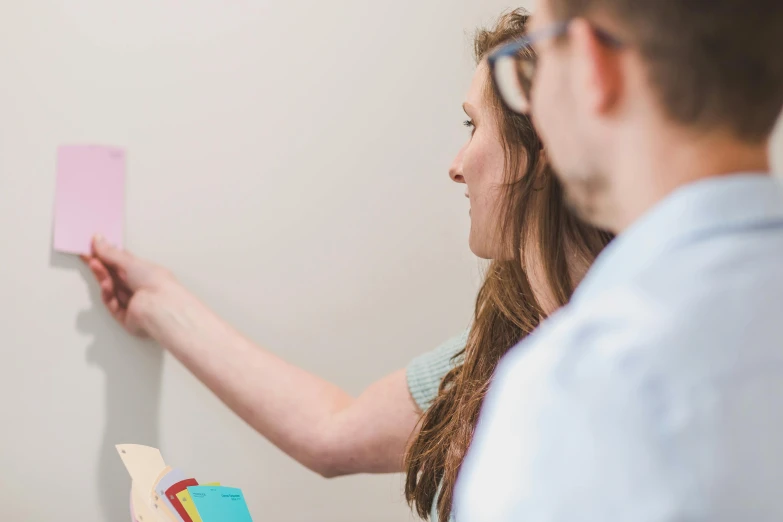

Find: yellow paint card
177;489;203;522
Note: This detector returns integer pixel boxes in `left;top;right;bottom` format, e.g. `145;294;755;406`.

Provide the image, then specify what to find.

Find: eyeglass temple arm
489;20;623;61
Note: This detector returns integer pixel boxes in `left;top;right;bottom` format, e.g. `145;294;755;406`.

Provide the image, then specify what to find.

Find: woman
83;9;612;521
404;12;612;522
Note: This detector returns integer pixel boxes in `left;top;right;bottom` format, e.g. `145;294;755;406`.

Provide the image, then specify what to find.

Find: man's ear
568;18;623;116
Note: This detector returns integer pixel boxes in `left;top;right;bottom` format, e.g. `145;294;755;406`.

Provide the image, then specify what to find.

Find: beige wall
0;1;523;520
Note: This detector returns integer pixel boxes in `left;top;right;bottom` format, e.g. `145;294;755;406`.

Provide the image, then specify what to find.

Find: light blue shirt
455;174;783;522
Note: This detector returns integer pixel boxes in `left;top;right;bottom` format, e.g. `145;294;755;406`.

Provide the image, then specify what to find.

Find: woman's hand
81;235;178;337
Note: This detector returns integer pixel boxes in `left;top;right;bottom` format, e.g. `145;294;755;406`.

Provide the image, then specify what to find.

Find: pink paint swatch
53;145;125;255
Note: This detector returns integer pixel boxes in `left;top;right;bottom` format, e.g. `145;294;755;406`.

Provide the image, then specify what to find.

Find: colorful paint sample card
166;478;199;522
149;466;179;521
176;488;204;522
155;468;187;518
53;145;125;255
188;486;253;522
176;483;221;522
116;444;167;504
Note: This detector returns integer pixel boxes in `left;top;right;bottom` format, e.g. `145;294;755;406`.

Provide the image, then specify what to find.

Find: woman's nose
449;148;466;184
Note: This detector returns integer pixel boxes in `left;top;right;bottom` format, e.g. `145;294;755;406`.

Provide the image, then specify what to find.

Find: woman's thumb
92;235;132;269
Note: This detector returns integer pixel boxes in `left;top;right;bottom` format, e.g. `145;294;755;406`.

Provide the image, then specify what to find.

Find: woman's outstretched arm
83;236;422;477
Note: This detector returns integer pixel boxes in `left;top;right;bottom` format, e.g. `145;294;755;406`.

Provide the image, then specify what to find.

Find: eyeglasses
487;20;624;114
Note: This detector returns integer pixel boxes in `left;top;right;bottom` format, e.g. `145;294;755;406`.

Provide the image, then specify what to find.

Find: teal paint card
187;486;253;522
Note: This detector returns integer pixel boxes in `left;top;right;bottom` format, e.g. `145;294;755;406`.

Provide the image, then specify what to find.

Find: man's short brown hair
551;0;783;143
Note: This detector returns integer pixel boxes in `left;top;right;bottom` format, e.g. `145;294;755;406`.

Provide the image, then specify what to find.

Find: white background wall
0;2;781;521
0;1;522;521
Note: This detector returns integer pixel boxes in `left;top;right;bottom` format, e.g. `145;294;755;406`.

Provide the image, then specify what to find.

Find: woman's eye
463;119;475;129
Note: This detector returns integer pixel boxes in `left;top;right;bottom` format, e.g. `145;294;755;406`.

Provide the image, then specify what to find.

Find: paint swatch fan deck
117;444;254;522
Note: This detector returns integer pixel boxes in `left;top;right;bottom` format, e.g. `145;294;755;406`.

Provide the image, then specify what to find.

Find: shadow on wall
50;251;163;521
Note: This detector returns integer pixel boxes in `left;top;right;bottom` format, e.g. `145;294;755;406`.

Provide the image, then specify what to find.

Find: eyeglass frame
487;20;625;113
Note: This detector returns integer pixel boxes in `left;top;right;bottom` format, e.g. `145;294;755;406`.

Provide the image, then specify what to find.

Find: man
455;1;783;521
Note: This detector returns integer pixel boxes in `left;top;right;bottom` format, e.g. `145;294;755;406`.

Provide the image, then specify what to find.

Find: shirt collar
573;173;783;303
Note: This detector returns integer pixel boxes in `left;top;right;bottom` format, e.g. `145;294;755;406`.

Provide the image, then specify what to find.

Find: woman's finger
105;264;130;298
117;289;131;308
91;235;134;272
100;276;114;292
112;307;128;327
88;259;111;284
101;287;115;305
107;299;128;326
106;296;121;315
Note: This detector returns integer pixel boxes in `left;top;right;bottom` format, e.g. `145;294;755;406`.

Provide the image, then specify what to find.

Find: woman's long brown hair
404;9;614;522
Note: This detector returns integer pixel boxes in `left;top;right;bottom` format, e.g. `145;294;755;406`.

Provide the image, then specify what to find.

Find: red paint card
166;478;199;522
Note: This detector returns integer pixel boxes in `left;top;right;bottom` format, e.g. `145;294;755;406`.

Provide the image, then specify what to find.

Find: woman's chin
468;237;494;260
